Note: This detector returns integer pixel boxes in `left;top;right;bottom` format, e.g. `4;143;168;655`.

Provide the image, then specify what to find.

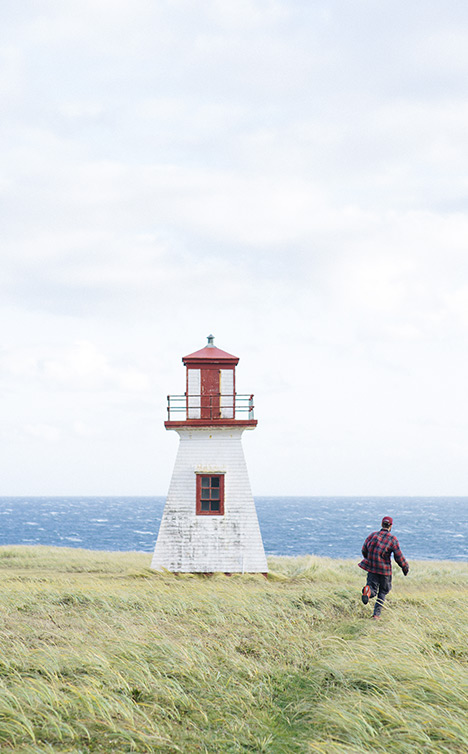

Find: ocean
0;496;466;561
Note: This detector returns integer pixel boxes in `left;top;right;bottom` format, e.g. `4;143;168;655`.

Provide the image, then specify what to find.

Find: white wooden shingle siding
151;426;267;573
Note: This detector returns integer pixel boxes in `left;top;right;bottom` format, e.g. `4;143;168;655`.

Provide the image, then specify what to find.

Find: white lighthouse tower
151;335;267;574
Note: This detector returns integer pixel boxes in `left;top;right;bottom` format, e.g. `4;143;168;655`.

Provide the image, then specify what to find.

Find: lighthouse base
151;426;268;574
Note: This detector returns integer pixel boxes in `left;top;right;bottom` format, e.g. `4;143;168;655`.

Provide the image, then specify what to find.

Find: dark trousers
366;572;392;617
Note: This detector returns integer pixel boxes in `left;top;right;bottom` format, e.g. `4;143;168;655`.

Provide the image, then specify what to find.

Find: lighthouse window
196;474;225;515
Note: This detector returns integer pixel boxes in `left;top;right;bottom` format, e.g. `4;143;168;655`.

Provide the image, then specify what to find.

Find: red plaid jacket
359;528;409;576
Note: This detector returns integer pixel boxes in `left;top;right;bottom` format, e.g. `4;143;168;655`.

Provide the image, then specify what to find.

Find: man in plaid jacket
359;516;409;619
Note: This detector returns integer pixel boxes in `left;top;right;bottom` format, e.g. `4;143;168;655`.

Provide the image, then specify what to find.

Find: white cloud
58;101;107;120
445;285;468;331
1;341;150;393
0;44;23;98
206;0;287;29
24;423;61;442
71;419;97;437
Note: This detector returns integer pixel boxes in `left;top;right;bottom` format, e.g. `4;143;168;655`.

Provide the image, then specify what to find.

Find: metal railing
166;393;255;421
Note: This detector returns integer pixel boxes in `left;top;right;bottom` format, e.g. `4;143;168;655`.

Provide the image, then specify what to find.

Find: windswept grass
0;547;466;752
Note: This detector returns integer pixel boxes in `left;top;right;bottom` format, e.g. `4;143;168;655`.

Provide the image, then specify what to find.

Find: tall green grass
0;547;466;752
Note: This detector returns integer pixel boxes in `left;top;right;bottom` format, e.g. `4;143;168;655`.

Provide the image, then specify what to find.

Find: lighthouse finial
207;334;215;347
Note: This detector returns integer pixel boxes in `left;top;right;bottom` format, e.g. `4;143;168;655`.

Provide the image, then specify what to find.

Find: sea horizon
0;495;466;562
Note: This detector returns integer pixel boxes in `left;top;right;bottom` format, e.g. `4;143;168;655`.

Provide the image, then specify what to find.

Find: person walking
359;516;409;619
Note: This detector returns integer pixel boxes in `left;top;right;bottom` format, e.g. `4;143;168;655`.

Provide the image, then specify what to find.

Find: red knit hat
381;516;393;527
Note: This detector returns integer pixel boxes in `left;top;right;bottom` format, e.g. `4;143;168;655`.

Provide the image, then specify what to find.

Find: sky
1;0;468;496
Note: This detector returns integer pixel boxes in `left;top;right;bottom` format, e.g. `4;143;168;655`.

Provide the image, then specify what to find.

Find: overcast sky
2;0;468;496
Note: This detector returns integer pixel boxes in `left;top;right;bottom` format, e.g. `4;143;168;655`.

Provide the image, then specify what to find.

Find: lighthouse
151;335;268;574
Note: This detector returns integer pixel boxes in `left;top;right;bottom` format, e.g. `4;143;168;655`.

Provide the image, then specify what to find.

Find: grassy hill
0;546;467;753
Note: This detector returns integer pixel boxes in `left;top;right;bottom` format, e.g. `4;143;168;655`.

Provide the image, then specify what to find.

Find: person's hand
402;566;409;576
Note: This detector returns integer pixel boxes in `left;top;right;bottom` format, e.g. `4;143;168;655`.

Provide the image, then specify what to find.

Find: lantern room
166;334;256;427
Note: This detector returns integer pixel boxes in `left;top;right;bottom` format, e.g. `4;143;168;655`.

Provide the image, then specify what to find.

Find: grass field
0;546;466;753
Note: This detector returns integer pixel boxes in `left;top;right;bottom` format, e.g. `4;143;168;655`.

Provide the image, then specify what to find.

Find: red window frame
196;474;225;515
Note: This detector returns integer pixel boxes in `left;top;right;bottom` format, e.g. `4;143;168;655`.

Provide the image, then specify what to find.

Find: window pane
211;500;220;511
201;489;210;500
201;500;210;511
201;477;210;487
211;488;220;500
211;477;220;487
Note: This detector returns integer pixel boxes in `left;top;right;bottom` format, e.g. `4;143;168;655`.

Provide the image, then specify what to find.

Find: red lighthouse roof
183;335;239;364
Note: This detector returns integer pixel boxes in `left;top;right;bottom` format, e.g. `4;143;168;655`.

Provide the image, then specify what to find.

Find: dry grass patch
0;547;466;752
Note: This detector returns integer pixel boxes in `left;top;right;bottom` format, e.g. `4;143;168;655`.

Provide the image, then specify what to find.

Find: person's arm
393;537;409;574
362;536;369;558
